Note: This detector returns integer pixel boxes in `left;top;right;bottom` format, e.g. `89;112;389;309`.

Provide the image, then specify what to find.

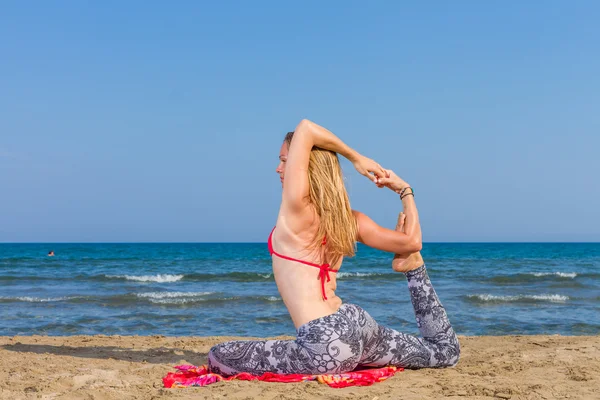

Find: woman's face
275;141;289;187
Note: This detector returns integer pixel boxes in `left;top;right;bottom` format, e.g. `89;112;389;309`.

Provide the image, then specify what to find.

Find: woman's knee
207;344;222;370
434;339;460;367
207;343;238;374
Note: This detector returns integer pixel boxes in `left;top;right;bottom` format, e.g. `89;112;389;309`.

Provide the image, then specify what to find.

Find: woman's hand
352;155;387;183
375;169;410;193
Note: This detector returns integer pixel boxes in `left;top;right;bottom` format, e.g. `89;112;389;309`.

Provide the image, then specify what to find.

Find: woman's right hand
352;155;388;183
375;169;410;194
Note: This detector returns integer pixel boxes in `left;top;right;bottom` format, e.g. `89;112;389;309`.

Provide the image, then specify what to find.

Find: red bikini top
268;227;336;301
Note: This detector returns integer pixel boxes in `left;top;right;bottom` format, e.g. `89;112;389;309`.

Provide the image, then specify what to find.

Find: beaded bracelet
399;187;414;198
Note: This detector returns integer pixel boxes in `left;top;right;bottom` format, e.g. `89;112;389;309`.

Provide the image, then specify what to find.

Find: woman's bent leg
208;339;303;376
208;304;366;375
360;264;460;368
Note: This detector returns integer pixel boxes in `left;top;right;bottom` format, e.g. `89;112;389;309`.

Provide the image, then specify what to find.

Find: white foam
337;272;376;278
469;294;569;303
136;291;213;299
0;296;74;302
148;295;281;305
148;298;198;304
107;274;184;283
259;273;272;279
531;272;577;278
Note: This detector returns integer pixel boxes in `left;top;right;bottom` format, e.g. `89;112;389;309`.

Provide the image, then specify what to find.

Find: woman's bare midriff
273;257;343;329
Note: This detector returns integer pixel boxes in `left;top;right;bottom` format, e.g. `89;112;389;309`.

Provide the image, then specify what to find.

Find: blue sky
1;1;599;242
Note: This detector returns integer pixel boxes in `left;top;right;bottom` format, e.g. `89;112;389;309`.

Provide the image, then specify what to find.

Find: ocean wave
105;274;184;283
0;295;82;303
0;291;282;306
99;272;274;283
337;272;381;278
488;272;580;284
147;295;281;305
184;272;273;281
467;294;569;303
149;298;207;305
136;291;214;299
5;271;406;284
531;272;577;278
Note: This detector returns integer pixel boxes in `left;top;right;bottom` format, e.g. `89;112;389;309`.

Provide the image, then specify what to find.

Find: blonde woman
208;119;459;374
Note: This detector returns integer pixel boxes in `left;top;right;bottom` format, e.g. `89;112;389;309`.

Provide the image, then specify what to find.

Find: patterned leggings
208;265;460;375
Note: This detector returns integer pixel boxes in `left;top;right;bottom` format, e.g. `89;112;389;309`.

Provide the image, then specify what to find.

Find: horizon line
1;241;599;245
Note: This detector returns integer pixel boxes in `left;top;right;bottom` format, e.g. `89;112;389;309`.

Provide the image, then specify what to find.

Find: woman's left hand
352;155;387;183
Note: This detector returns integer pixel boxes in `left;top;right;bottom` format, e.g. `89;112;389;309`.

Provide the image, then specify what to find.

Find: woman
208;119;459;375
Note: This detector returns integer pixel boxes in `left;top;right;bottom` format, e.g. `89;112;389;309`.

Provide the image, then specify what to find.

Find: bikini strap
268;227;336;300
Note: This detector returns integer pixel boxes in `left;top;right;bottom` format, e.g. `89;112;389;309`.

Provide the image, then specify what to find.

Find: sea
1;243;599;337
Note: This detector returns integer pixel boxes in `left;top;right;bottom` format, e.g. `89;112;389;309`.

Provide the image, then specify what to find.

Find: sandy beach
0;335;598;400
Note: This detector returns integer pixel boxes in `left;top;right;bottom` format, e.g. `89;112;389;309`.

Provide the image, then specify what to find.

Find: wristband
399;187;413;197
400;187;415;200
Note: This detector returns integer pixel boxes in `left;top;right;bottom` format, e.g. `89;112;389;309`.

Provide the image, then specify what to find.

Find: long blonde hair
284;132;358;264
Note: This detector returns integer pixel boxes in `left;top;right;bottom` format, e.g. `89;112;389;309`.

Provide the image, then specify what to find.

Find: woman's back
270;209;344;328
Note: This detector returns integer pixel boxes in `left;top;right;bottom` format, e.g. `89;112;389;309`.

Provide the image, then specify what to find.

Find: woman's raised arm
354;170;422;254
282;119;387;213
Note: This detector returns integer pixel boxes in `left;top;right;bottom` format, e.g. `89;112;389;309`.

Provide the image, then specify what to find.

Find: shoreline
1;335;599;399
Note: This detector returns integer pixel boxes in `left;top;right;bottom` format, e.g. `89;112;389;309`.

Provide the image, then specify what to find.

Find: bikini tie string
319;264;331;300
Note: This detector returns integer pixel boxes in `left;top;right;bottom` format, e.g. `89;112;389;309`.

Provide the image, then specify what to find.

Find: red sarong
163;364;402;389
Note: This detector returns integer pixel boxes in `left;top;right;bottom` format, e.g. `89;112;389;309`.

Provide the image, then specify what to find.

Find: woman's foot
392;212;424;273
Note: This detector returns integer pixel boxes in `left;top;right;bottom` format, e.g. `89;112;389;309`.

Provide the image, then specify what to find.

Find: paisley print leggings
208;265;460;375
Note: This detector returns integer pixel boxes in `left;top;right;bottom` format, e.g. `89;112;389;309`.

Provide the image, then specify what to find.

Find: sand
1;335;599;400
